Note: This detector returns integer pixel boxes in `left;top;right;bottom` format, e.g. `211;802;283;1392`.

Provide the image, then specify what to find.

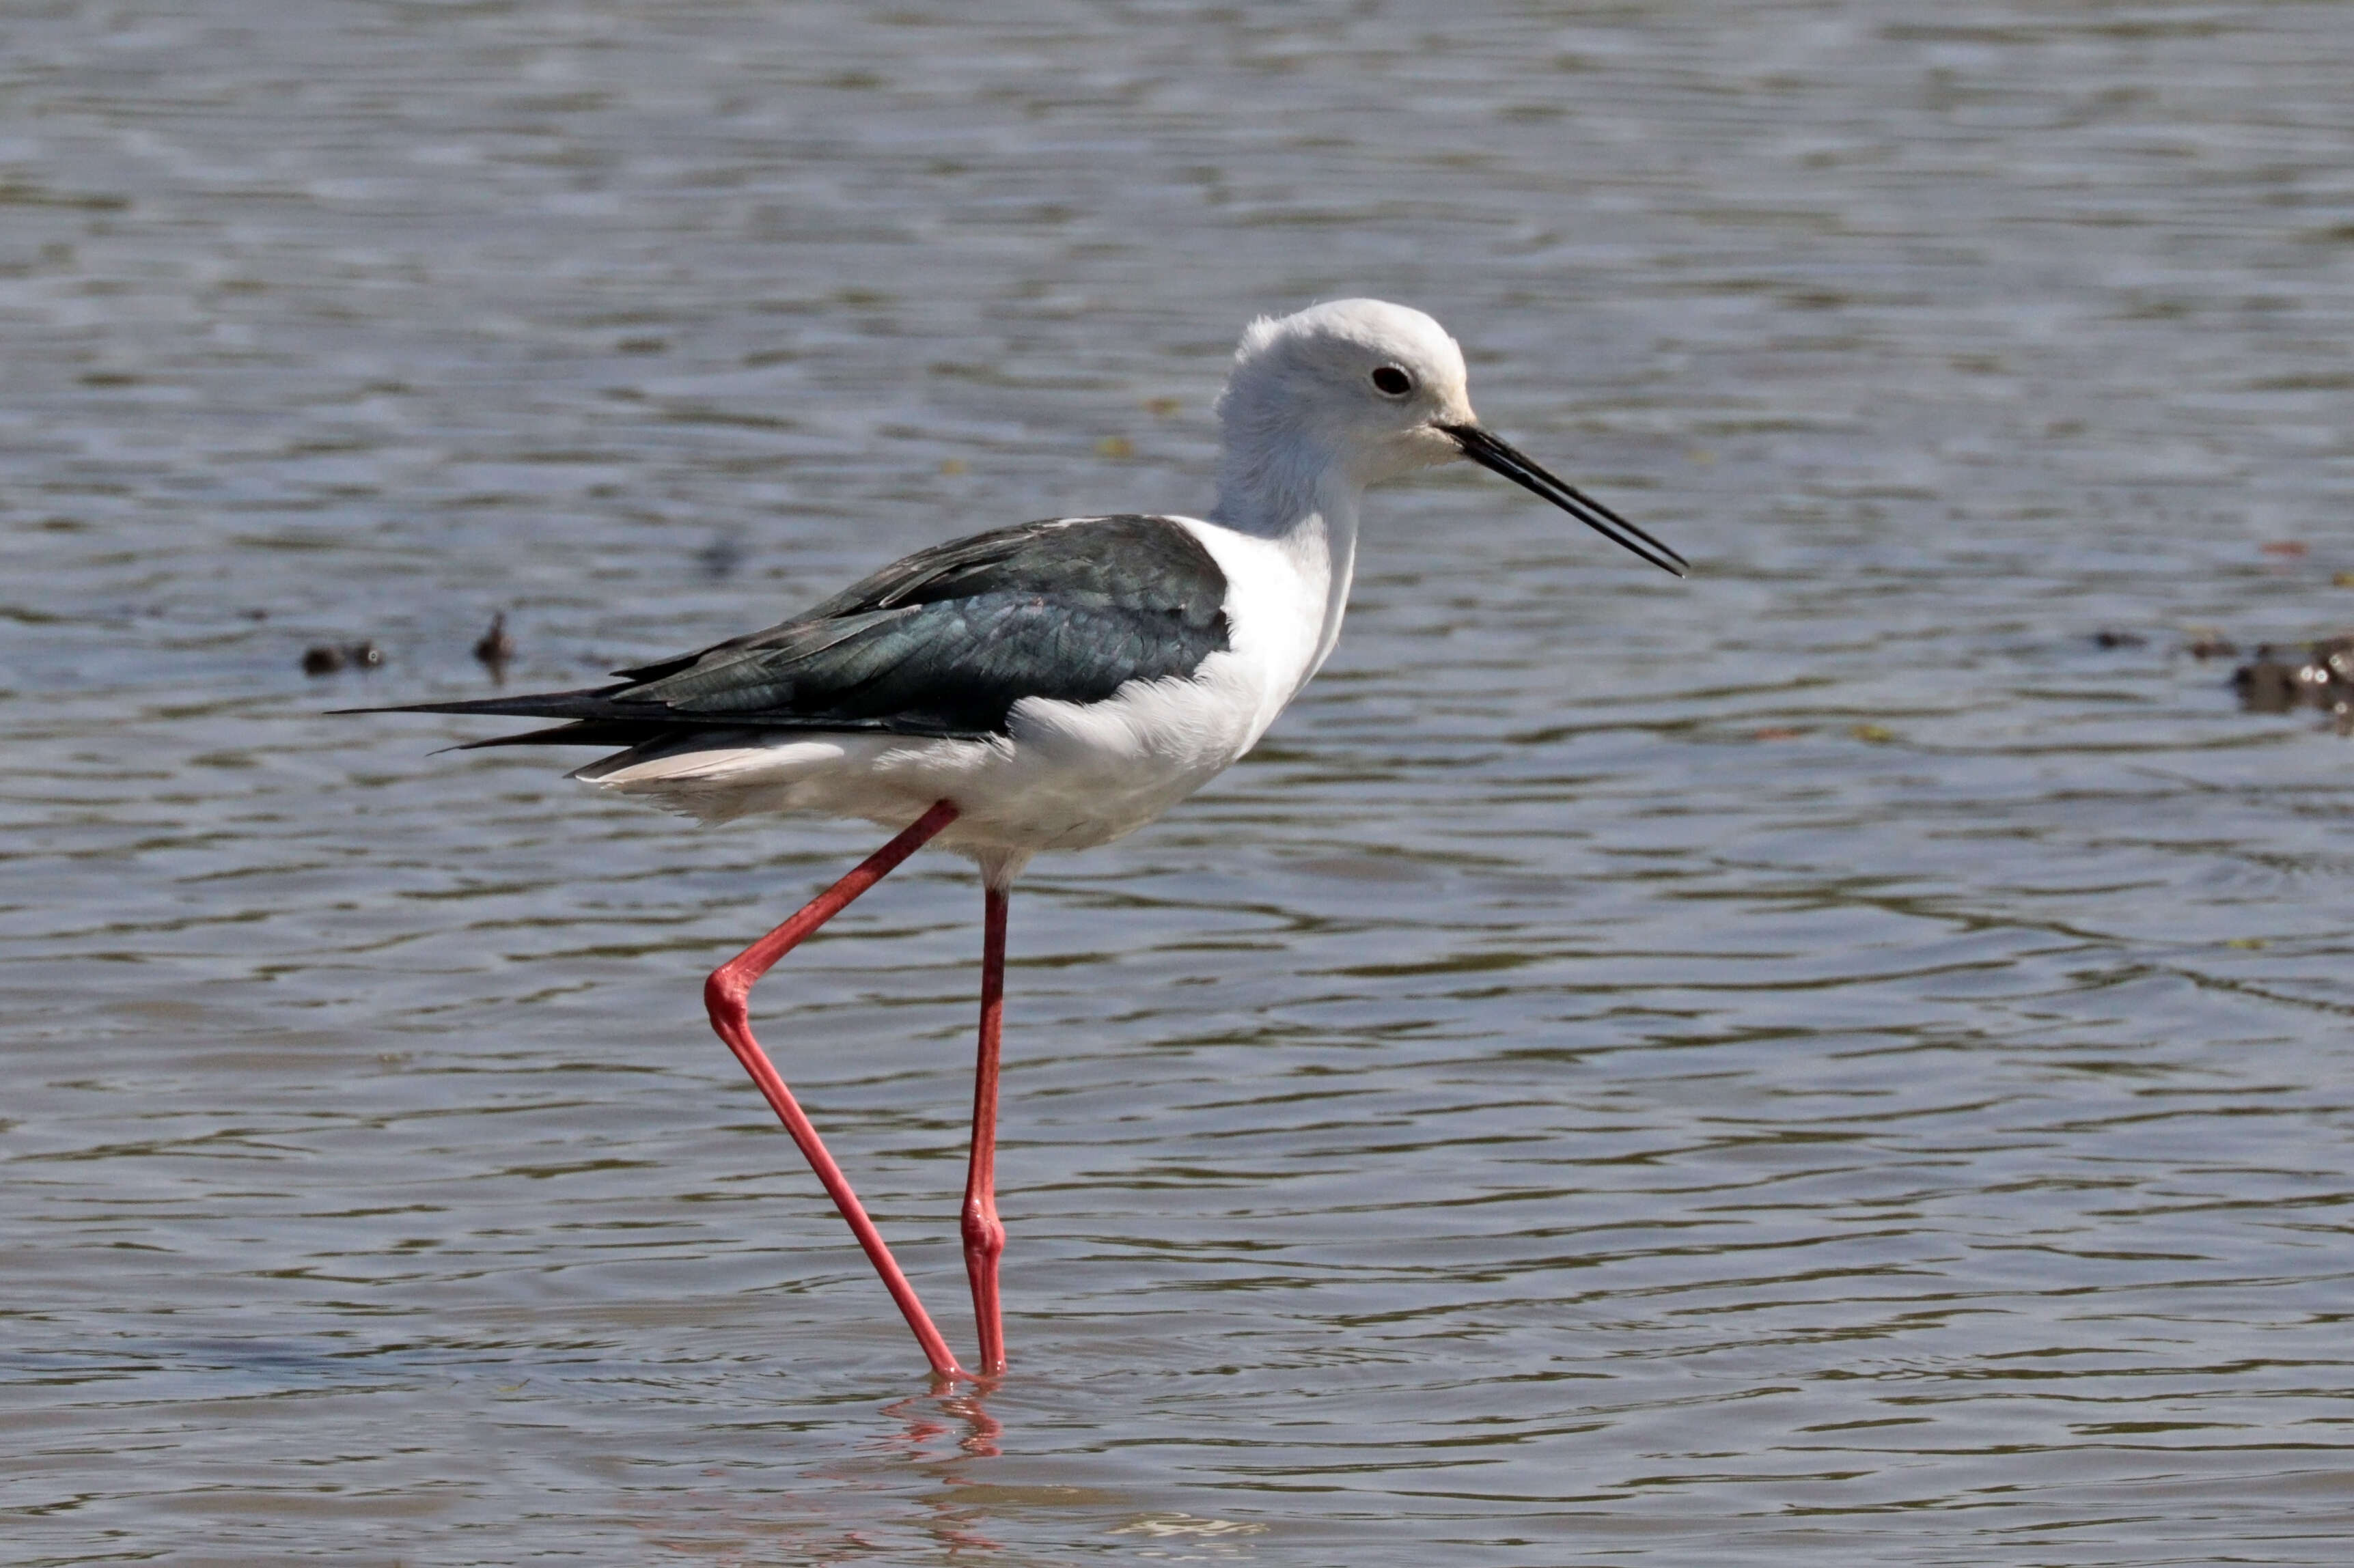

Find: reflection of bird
359;300;1686;1382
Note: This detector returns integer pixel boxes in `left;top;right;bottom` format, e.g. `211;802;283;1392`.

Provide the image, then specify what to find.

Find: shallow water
5;2;2353;1563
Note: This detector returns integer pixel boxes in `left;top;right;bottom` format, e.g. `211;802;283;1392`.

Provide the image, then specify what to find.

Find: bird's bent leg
703;798;969;1382
962;883;1011;1376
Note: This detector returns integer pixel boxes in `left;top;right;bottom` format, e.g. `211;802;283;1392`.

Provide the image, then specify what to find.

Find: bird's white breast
1174;514;1334;743
948;516;1332;851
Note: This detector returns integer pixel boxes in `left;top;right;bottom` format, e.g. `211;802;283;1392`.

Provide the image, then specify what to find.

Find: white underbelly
572;653;1277;855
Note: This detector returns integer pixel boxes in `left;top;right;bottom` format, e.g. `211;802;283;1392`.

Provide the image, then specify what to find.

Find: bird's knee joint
704;968;749;1024
961;1209;1006;1260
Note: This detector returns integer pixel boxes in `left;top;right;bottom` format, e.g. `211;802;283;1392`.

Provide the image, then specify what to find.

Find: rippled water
7;3;2354;1563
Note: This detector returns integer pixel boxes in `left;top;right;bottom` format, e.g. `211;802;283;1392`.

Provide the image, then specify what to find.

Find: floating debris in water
2233;649;2299;712
301;640;384;676
2184;633;2237;660
2232;634;2352;729
696;534;746;580
2092;628;2146;649
473;611;515;681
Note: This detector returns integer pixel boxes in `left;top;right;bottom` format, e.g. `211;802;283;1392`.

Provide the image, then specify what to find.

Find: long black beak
1439;422;1687;578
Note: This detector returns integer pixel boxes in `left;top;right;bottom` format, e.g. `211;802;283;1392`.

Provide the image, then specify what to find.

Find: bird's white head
1211;298;1686;576
1215;299;1472;496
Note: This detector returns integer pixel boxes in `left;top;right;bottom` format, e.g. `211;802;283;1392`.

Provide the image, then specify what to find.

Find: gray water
6;3;2353;1563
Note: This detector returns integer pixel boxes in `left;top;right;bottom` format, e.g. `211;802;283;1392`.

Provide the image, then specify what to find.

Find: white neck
1211;426;1336;537
1210;445;1363;682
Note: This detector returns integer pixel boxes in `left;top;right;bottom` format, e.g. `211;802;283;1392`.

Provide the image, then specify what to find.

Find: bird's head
1214;298;1686;576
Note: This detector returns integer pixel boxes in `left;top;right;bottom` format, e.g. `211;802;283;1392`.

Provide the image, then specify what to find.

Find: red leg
962;884;1010;1375
703;799;970;1382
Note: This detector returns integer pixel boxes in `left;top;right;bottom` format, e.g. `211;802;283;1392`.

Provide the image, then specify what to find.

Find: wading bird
363;300;1685;1382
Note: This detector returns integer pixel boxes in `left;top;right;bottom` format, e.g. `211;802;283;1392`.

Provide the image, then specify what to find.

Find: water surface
5;3;2353;1563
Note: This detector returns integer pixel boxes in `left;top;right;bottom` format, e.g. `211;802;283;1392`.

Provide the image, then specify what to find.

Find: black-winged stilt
361;299;1686;1382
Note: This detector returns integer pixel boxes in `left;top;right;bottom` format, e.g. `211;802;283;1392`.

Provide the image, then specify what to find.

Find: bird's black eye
1370;365;1412;396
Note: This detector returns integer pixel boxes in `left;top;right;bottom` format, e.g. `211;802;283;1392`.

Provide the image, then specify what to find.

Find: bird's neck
1212;427;1342;536
1210;454;1363;681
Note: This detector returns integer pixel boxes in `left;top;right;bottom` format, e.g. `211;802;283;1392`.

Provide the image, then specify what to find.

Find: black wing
355;515;1232;748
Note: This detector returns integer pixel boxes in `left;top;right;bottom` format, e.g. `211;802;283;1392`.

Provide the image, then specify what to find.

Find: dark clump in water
696;534;747;580
300;641;385;676
473;612;515;682
2232;634;2353;727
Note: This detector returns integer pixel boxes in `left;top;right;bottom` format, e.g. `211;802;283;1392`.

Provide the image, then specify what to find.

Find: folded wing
356;515;1232;748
